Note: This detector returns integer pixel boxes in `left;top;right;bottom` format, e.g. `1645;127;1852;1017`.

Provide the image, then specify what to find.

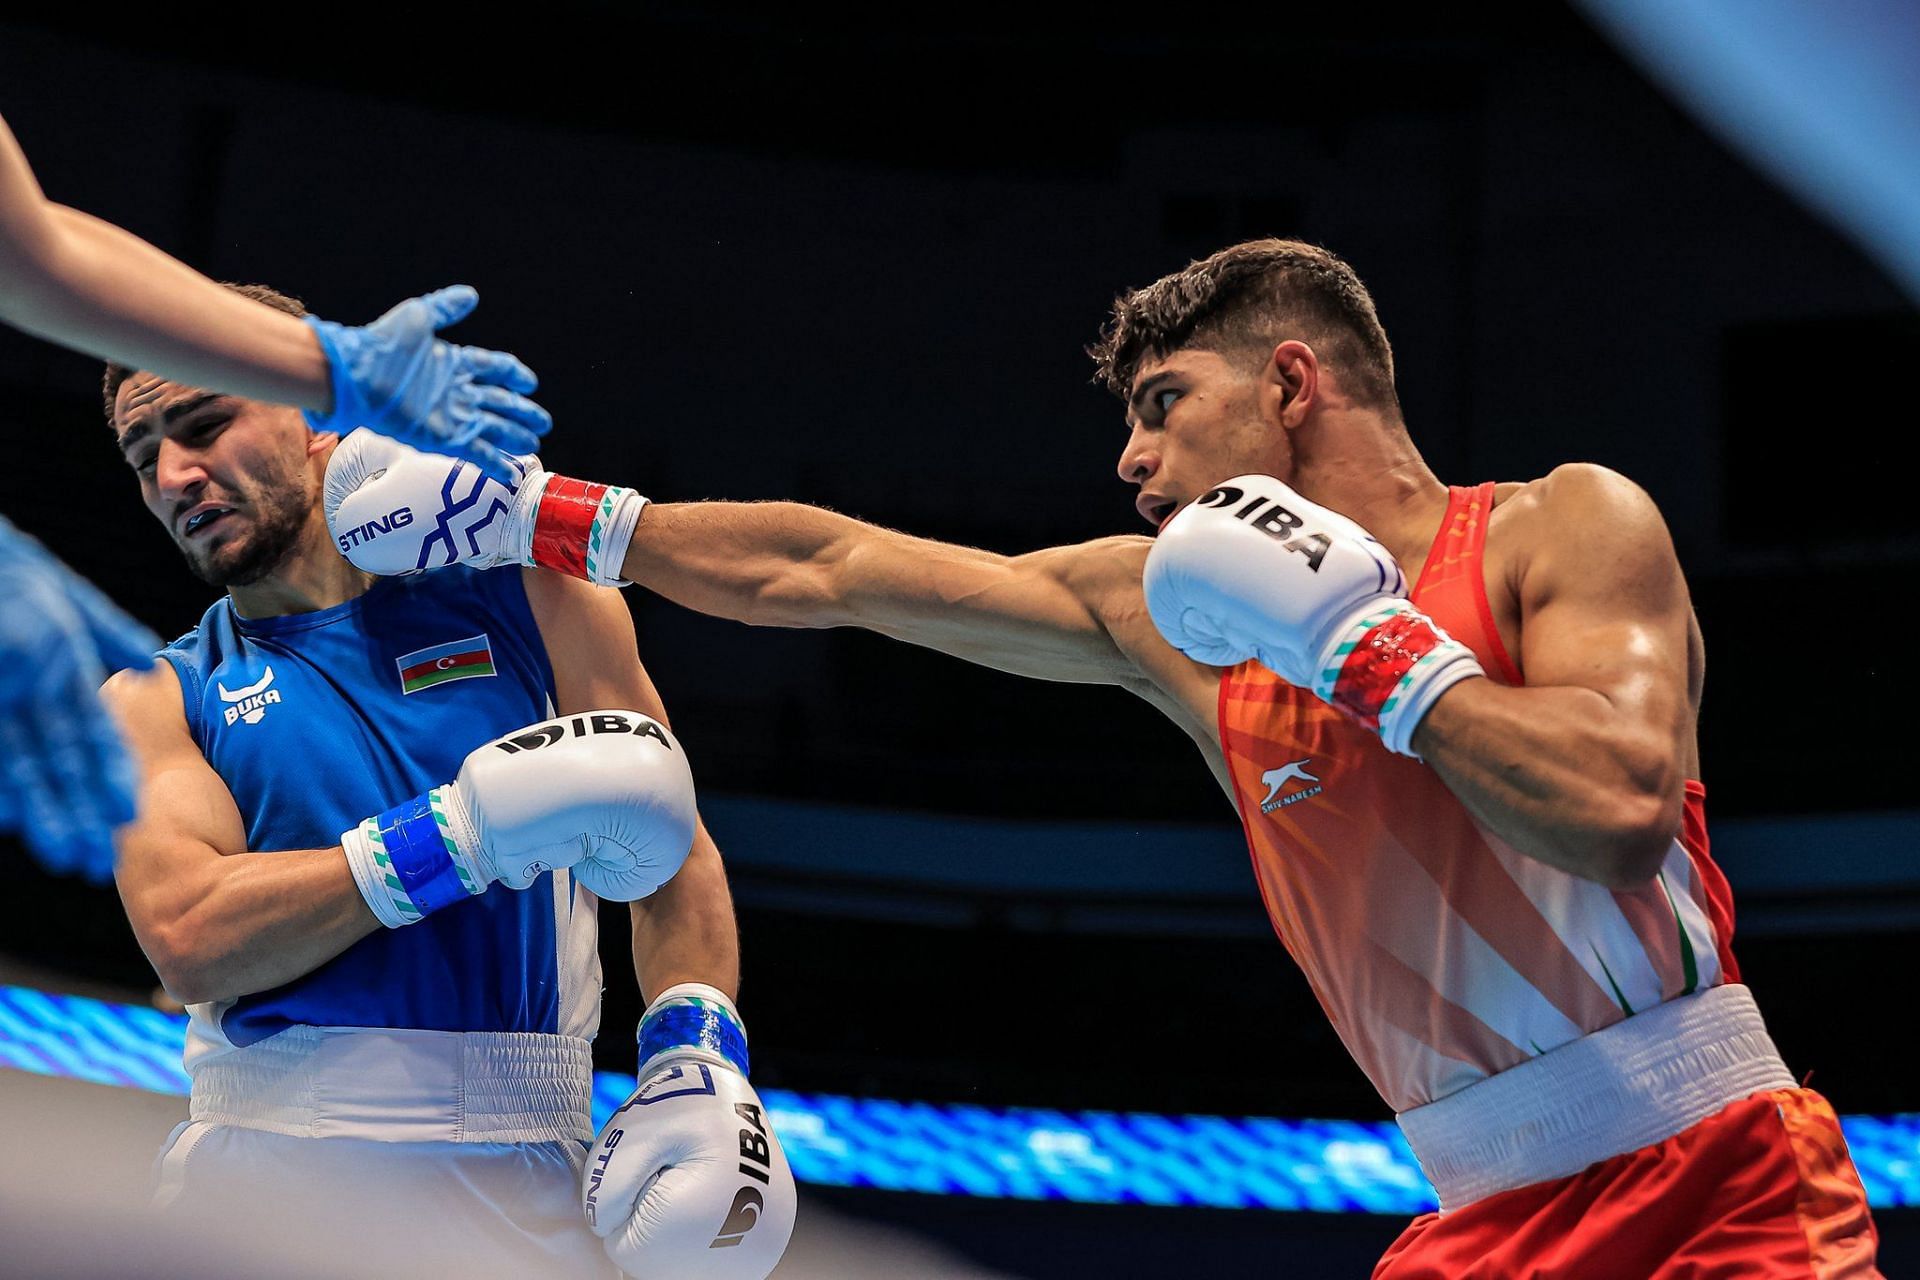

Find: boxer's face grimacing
1116;348;1282;529
113;375;320;587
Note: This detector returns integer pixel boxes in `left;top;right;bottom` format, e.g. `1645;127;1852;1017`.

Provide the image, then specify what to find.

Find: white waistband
189;1027;595;1145
1396;983;1794;1211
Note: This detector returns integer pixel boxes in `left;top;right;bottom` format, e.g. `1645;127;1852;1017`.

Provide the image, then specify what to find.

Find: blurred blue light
1578;0;1920;304
4;983;1916;1213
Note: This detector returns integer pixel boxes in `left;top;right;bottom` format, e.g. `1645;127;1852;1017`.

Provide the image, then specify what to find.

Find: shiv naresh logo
1259;758;1323;812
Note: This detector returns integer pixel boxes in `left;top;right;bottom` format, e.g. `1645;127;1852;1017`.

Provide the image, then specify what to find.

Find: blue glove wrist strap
369;792;468;918
639;997;750;1077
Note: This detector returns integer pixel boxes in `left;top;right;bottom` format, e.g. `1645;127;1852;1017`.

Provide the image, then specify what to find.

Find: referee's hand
0;516;158;881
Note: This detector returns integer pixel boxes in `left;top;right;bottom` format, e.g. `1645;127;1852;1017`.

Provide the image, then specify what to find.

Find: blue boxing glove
303;285;552;485
0;517;160;880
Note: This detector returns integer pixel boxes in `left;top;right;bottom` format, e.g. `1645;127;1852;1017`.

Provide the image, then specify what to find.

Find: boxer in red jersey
327;238;1880;1278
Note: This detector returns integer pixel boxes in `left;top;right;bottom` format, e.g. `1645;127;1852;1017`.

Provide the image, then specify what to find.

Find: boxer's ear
1267;340;1319;432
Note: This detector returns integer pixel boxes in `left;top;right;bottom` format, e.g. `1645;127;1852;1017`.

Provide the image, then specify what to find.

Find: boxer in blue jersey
100;283;795;1280
0;112;552;880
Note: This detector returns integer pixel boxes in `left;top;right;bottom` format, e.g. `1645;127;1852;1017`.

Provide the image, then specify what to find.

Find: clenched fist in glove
1145;474;1485;757
324;428;644;586
340;709;696;927
584;985;796;1279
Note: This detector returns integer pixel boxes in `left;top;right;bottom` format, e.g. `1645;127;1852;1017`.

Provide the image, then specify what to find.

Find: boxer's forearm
628;822;739;1002
1412;680;1684;889
621;502;1134;685
622;501;862;629
124;846;381;1005
0;205;329;407
597;831;796;1276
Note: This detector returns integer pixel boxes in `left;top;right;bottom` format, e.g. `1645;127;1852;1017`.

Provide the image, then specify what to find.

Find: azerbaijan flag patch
397;634;496;695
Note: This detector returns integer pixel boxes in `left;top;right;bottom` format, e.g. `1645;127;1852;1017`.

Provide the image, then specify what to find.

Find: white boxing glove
1145;475;1485;757
323;427;647;586
584;985;796;1280
340;709;696;927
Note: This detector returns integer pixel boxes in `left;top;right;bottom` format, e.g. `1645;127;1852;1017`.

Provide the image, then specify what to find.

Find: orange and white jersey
1218;483;1741;1114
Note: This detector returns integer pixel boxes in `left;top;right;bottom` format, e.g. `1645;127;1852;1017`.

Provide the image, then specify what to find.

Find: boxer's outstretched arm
0;116;327;408
102;664;380;1005
1411;465;1693;888
623;502;1149;688
523;567;739;999
326;437;1157;690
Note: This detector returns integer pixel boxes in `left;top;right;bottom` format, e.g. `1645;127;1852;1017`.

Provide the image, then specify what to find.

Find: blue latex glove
303;285;552;484
0;517;160;881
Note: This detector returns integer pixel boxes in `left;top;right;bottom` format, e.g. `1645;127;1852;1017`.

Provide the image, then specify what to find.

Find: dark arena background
2;5;1916;1276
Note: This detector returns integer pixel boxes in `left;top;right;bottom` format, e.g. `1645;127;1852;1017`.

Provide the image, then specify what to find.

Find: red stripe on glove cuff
530;476;609;580
1329;611;1445;731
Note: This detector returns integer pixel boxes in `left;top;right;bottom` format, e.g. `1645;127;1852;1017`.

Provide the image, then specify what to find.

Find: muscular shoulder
1503;463;1661;521
1494;464;1682;608
102;662;181;716
101;662;192;755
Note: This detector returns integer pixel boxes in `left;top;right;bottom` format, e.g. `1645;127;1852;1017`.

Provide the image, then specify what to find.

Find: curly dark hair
101;281;309;422
1088;238;1398;413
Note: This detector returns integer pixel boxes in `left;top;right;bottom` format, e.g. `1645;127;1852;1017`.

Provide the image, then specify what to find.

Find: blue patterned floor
4;983;1914;1213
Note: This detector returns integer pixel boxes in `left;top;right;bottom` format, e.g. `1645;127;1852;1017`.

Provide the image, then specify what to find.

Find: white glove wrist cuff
1309;600;1487;758
507;468;553;566
341;820;417;929
1379;652;1485;758
637;983;750;1077
339;785;488;929
592;490;648;588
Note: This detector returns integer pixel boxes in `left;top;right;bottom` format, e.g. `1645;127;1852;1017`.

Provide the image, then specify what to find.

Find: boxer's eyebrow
1127;370;1178;425
118;392;229;455
160;391;225;426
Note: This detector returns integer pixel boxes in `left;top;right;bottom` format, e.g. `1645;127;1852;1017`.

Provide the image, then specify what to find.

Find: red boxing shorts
1375;1088;1880;1279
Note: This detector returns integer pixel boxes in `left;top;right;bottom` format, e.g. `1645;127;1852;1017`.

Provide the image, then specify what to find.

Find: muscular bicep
102;665;251;955
1514;467;1693;755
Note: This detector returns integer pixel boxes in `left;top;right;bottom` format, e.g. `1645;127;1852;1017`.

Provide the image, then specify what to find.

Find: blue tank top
159;565;602;1066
